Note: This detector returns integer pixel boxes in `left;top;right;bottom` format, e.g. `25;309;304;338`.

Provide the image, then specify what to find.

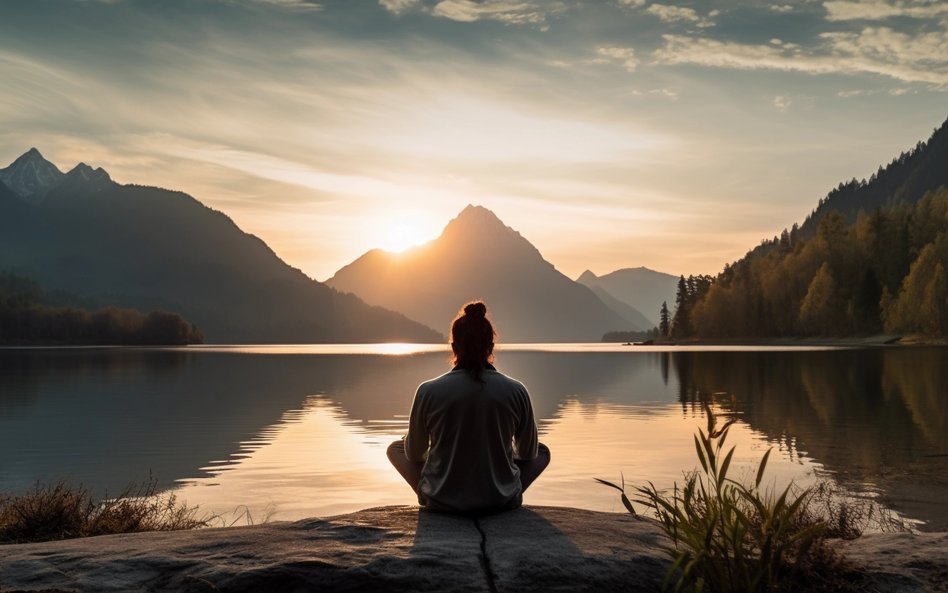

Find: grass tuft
0;479;209;544
597;403;876;593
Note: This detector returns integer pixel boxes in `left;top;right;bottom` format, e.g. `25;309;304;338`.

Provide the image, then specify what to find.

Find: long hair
451;300;495;380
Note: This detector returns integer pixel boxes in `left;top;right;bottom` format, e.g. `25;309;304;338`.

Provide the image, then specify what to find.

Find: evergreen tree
659;301;670;337
672;275;691;337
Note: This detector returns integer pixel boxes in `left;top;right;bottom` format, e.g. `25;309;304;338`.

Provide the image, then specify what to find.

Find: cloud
650;88;679;100
617;0;645;7
770;4;794;13
249;0;322;10
646;4;716;27
653;28;948;86
595;46;639;72
429;0;566;26
823;0;948;21
379;0;422;14
773;95;792;111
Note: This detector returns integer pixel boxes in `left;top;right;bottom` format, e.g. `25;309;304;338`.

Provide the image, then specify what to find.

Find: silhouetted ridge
327;205;650;341
0;148;64;199
576;267;679;327
0;148;443;343
683;115;948;338
802;116;948;233
576;270;598;284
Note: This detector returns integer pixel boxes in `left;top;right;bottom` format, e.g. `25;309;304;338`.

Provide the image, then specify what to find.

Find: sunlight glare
373;210;442;253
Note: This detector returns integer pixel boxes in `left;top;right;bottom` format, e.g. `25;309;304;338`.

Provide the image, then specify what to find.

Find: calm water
1;345;946;530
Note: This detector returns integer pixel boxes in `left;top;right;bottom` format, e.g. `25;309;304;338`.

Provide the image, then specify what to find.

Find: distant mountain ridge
327;205;648;342
0;149;442;343
576;267;679;327
0;147;65;200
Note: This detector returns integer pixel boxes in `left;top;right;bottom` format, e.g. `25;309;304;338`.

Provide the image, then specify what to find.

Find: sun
375;211;441;253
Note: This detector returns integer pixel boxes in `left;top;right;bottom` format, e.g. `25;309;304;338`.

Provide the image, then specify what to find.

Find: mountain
684;115;948;338
326;205;646;342
0;149;442;343
802;118;948;233
577;267;679;327
0;179;18;203
0;147;64;201
584;283;654;331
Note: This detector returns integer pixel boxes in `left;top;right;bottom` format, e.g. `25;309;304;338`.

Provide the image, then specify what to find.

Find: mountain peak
440;204;540;259
577;269;598;284
65;162;112;184
0;148;64;199
455;204;504;224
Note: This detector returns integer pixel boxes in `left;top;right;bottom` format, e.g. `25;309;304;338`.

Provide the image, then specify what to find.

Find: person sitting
387;300;550;514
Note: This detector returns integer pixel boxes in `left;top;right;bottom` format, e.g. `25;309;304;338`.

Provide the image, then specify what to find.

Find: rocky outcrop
0;506;666;593
0;506;945;593
837;531;948;593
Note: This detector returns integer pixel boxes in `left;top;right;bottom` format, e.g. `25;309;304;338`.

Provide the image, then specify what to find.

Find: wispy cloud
248;0;322;10
378;0;422;15
646;4;717;28
823;0;948;21
653;27;948;86
594;46;639;72
429;0;566;26
773;95;792;111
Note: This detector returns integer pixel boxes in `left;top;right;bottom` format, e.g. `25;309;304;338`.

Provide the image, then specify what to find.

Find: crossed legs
386;440;551;496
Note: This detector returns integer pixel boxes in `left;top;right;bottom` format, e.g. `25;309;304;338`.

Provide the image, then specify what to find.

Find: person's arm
513;386;539;461
404;385;429;462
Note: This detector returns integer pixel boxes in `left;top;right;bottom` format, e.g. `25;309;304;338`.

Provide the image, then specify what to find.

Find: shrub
598;404;835;593
0;479;208;544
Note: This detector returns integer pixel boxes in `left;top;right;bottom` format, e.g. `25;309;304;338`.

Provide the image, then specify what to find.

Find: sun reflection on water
173;396;825;524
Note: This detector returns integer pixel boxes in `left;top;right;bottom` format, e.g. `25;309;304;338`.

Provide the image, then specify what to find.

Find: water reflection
1;347;945;529
671;348;948;529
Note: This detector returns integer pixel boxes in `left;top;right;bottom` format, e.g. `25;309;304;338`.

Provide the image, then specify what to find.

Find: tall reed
598;404;828;593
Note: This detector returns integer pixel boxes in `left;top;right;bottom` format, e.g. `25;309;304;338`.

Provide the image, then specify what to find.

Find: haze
1;0;946;280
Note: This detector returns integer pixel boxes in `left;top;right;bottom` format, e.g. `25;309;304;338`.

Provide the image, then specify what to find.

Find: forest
656;117;948;340
0;273;204;345
668;187;948;338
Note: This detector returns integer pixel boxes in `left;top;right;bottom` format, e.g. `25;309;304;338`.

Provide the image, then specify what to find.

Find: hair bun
463;301;487;319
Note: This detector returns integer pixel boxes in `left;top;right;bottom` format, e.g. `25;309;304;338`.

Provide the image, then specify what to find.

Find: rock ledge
0;506;945;593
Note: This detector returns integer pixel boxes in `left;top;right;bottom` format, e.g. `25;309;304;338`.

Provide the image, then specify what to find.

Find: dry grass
0;479;209;544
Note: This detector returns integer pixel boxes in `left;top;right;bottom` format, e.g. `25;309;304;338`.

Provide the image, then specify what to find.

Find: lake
1;345;946;530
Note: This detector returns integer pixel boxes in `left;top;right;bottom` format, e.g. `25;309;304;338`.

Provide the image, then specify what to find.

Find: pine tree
659;301;670;337
672;276;691;337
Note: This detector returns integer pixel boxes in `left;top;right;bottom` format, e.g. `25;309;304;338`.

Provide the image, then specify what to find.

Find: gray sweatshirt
404;366;539;513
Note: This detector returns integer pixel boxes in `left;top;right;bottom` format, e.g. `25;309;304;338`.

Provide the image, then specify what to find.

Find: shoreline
1;505;945;593
628;334;948;347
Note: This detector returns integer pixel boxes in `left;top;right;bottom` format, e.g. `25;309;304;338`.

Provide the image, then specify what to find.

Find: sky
1;0;946;281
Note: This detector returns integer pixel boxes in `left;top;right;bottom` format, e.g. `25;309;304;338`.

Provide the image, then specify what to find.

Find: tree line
0;273;204;345
665;187;948;338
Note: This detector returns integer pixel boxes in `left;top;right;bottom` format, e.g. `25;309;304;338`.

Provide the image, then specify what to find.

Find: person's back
406;367;538;512
387;300;550;514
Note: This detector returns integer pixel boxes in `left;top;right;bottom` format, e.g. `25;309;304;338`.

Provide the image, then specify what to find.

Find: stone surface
0;506;946;593
837;531;948;593
0;506;667;593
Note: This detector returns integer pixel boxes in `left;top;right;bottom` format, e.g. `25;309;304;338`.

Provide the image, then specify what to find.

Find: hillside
683;116;948;338
327;205;645;342
0;149;442;343
0;272;203;345
803;118;948;232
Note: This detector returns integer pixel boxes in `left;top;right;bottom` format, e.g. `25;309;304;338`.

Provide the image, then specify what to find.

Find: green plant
598;404;829;593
